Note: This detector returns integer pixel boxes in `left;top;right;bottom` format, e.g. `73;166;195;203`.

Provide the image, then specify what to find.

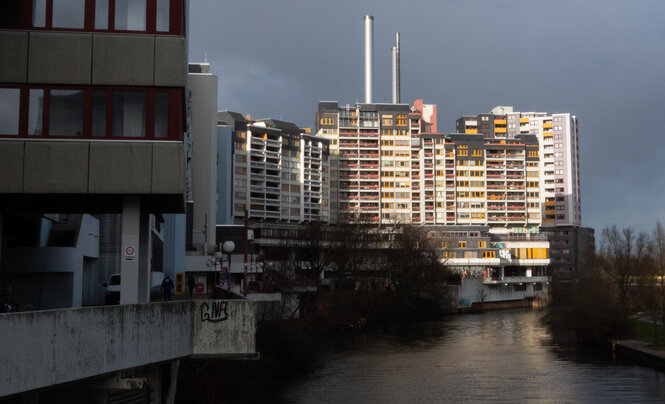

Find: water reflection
282;309;665;403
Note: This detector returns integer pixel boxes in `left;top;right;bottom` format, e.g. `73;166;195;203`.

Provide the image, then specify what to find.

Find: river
280;309;665;403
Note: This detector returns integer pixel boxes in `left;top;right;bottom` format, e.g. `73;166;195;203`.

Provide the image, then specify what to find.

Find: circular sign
125;246;135;256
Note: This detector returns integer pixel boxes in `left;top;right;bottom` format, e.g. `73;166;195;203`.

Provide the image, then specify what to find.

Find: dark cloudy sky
189;0;665;234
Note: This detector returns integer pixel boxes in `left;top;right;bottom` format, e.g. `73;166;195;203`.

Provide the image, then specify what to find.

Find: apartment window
0;88;20;135
28;89;44;135
1;0;183;34
112;91;146;137
0;85;182;140
53;0;86;28
49;89;84;136
459;241;467;248
478;241;486;248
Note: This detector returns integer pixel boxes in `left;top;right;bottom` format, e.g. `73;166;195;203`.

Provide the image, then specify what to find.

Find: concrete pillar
0;212;3;290
138;213;151;302
148;365;162;404
165;360;179;404
120;197;150;304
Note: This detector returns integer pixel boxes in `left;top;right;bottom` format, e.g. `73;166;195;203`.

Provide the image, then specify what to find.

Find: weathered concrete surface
23;141;89;193
92;34;154;86
0;31;28;83
193;300;257;357
152;143;185;194
89;142;152;194
0;300;256;398
154;36;187;87
28;32;92;85
0;141;24;193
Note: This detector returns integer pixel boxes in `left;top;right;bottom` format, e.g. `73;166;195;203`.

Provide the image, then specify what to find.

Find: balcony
0;300;257;397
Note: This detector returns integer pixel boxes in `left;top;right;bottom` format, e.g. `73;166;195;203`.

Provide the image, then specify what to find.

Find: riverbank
613;339;665;371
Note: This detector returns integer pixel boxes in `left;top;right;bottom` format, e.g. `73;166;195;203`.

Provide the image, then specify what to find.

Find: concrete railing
0;300;256;398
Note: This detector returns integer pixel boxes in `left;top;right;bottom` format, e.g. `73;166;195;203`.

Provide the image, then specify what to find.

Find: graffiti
200;301;229;322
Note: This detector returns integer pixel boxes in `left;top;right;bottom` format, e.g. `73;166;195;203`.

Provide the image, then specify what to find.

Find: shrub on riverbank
544;254;632;345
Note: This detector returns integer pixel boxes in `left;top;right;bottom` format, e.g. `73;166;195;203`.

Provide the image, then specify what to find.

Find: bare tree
653;221;665;343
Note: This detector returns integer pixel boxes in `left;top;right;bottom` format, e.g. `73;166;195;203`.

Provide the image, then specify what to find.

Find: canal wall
614;340;665;370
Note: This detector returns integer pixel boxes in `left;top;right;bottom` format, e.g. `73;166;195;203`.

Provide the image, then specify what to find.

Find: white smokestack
392;32;400;104
364;15;374;104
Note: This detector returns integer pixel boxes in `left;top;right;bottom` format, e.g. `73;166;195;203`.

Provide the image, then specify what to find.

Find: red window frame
0;84;183;141
0;0;184;35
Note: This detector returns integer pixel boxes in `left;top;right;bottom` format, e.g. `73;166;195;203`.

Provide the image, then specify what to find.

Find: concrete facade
0;300;257;398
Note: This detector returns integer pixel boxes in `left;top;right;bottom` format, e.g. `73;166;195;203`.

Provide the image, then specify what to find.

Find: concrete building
315;101;542;227
0;2;257;400
218;111;331;225
456;107;581;228
187;62;218;254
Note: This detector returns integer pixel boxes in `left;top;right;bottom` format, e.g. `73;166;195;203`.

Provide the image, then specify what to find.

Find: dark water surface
280;309;665;403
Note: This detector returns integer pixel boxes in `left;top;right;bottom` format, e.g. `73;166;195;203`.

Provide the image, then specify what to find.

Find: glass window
115;0;146;31
0;1;23;28
112;92;145;137
156;0;170;31
32;0;46;27
28;89;44;135
92;91;107;137
95;0;109;29
52;0;85;29
154;92;168;138
0;88;21;135
49;89;84;136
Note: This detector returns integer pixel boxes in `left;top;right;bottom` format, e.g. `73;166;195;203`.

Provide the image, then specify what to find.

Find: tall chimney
392;32;400;104
364;15;374;104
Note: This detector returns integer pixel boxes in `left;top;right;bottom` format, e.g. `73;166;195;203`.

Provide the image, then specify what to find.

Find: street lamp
222;241;235;290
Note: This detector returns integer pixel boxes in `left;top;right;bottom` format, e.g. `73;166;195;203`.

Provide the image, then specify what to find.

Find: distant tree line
545;222;665;345
266;219;456;325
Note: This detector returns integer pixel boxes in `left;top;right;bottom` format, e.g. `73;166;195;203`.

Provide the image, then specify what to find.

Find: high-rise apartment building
218;111;330;224
456;106;581;227
315;101;541;227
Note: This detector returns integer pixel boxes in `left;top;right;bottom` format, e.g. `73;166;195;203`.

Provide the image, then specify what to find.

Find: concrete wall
0;141;184;197
0;300;256;398
0;31;186;87
457;277;547;305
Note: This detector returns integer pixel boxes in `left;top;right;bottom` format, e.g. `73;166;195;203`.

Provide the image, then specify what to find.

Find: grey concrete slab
89;142;152;193
28;32;92;85
92;34;154;86
0;31;28;83
154;36;186;87
23;141;89;193
151;143;185;194
0;300;256;397
0;141;25;193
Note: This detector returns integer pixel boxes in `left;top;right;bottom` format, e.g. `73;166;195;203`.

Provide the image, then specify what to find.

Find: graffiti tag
200;301;229;322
